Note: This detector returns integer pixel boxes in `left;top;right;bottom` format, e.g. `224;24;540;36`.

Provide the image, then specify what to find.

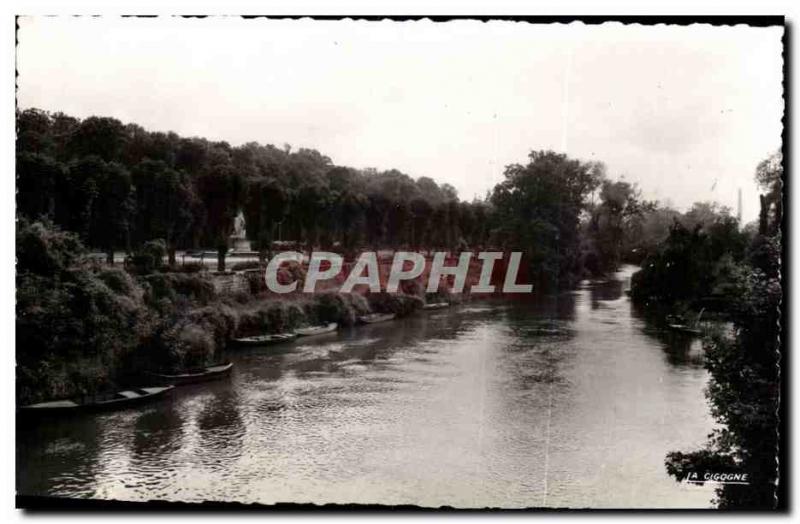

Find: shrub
127;239;168;275
142;272;217;310
17;255;150;404
366;292;423;317
154;320;217;373
16;219;85;277
309;292;371;327
97;267;141;298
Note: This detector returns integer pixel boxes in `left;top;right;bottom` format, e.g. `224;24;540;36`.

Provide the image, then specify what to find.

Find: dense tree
17;109;642;284
131;159;198;265
589;180;649;272
196;152;244;272
755;150;782;236
16;108;55;155
16;152;64;220
630;202;750;309
664;233;780;509
490;150;604;290
244;176;291;261
67;116;128;162
657;153;782;508
86;158;135;264
16;219;147;403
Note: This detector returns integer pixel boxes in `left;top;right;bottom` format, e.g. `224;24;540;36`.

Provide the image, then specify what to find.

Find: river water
17;266;715;508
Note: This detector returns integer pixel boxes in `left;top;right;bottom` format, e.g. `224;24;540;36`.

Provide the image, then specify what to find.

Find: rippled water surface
17;266;714;508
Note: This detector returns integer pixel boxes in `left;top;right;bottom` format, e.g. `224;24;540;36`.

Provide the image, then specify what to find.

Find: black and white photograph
10;12;787;512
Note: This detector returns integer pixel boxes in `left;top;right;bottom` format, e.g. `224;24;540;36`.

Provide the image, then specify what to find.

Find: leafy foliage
660;153;782;509
630;206;750;309
489;151;604;290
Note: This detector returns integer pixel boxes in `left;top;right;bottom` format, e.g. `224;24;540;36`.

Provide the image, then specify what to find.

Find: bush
142;272;217;310
309;292;371;327
17;246;151;403
128;239;167;274
97;267;141;297
152;320;217;373
235;300;307;337
16;219;85;277
367;292;423;317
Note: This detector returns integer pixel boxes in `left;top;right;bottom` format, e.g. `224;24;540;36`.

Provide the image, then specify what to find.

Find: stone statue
229;210;252;253
233;211;246;238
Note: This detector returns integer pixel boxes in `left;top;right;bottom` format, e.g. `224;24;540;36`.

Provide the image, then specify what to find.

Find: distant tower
737;188;743;223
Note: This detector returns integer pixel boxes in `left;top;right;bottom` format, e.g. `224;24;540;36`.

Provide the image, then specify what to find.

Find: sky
17;17;783;223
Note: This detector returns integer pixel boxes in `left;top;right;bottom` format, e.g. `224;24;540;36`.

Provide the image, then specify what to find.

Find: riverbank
17;222;485;405
17;266;715;508
17;261;427;405
16;220;607;407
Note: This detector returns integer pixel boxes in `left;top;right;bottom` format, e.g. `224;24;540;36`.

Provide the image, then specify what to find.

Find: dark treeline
18;107;695;290
17;108;481;271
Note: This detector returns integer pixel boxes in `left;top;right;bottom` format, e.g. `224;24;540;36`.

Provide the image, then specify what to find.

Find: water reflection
130;402;185;460
195;391;245;460
589;277;624;307
629;302;707;369
17;415;104;498
17;266;714;508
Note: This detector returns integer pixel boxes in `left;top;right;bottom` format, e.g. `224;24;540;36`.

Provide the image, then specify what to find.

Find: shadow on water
588;277;624;307
194;390;246;466
17;413;103;498
629;301;706;369
130;402;186;460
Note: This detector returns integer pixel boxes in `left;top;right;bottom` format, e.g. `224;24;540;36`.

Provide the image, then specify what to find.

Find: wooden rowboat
668;323;702;336
295;322;338;336
151;362;233;385
232;333;297;347
359;313;396;324
422;302;449;310
19;386;174;416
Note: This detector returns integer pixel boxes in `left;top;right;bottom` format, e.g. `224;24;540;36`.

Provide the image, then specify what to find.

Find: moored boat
359;313;396;324
668;323;702;336
19;386;174;416
295;322;338;336
530;327;568;336
232;333;297;347
666;308;704;336
151;362;233;385
422;302;449;310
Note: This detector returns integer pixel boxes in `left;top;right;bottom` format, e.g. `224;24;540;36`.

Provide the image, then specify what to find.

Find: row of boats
19;302;451;417
230;310;403;347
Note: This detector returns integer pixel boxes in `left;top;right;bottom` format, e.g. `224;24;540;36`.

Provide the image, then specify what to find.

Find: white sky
16;17;783;223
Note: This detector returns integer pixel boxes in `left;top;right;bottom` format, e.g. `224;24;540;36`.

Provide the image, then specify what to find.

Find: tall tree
67;116;128;162
755;151;782;235
244;177;290;262
17;152;64;220
89;161;135;264
490;150;604;289
132;159;197;265
591;180;647;272
196;150;244;271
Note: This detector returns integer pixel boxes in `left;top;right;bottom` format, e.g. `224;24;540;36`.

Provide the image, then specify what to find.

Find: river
16;265;715;508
